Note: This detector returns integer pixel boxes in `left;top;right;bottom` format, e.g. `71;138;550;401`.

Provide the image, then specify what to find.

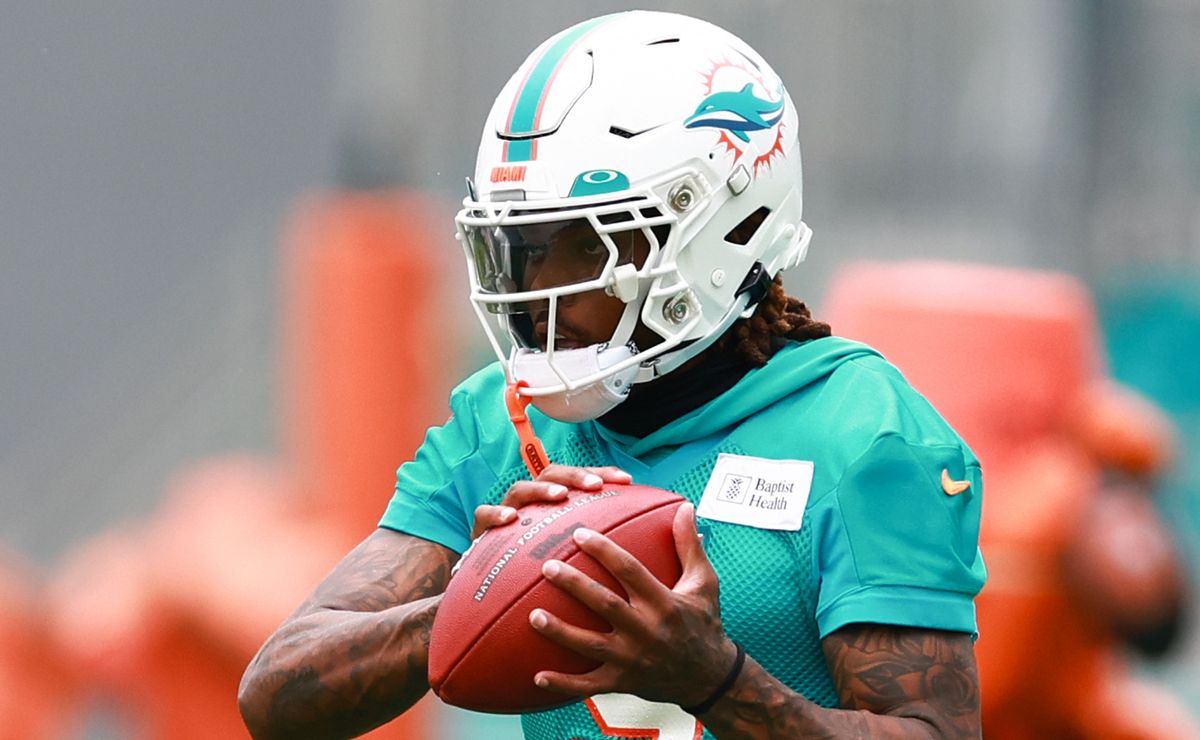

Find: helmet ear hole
724;206;771;246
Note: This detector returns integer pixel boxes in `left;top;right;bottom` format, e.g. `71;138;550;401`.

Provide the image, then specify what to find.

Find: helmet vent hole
598;211;635;226
647;37;679;45
724;206;771;245
609;126;636;139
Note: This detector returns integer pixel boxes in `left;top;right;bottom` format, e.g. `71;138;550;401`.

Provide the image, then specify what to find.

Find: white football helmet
456;10;811;422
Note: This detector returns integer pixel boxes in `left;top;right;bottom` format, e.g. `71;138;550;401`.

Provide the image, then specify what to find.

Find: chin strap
734;261;772;307
505;381;550;478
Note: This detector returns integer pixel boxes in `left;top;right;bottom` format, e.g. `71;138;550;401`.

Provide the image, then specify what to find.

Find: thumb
672;502;714;588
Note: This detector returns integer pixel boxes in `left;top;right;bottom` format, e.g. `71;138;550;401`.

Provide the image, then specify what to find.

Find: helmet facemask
458;186;706;421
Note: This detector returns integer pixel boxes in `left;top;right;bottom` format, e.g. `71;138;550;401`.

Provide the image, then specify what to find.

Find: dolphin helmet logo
686;58;789;175
684;82;785;143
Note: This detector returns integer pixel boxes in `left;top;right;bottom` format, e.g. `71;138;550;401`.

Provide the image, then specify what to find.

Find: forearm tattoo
240;531;455;739
824;624;980;730
700;624;981;739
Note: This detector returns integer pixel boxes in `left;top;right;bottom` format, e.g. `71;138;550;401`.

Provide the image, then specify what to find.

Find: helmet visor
463;217;650;314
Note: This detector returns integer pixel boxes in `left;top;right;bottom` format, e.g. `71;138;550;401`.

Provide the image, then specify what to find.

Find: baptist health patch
696;453;813;530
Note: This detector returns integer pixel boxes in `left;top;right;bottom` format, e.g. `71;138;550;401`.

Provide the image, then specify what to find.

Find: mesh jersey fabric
379;336;986;739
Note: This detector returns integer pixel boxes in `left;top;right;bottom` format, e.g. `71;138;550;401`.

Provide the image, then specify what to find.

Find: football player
240;10;985;739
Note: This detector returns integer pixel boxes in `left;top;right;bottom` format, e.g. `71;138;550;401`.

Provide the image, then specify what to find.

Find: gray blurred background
3;0;1199;736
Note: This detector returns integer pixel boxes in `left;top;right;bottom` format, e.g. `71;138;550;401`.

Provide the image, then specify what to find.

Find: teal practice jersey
380;337;986;740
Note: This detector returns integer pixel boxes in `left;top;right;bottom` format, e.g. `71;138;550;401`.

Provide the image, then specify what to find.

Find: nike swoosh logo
941;469;971;496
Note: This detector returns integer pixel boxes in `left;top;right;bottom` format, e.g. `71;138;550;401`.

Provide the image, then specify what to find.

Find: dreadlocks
722;276;832;366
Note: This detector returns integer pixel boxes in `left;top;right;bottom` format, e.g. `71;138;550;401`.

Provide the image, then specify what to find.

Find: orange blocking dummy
824;260;1196;740
46;191;457;739
0;549;80;740
281;190;461;547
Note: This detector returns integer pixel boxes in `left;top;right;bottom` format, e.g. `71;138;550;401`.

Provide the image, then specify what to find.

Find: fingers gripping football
471;465;632;539
672;498;721;601
529;503;736;707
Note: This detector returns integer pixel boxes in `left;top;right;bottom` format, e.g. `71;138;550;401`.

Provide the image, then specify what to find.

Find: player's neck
596;344;756;438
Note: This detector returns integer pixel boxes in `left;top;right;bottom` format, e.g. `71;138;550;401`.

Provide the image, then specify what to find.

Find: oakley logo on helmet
568;169;630;197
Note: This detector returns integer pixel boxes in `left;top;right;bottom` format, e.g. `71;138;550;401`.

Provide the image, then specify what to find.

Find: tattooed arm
238;466;630;739
697;623;981;739
237;528;455;740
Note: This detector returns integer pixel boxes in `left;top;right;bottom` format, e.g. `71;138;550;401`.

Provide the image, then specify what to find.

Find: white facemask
510;344;640;422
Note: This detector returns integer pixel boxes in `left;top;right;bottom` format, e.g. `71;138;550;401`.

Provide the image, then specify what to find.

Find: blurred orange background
3;3;1199;738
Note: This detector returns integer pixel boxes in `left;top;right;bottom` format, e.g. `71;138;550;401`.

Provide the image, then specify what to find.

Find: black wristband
682;642;746;716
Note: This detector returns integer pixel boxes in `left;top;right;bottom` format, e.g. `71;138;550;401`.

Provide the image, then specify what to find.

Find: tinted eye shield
457;201;674;316
462;218;620;313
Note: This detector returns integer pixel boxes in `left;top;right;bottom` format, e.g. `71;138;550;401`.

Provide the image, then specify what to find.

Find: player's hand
470;464;633;539
527;501;739;707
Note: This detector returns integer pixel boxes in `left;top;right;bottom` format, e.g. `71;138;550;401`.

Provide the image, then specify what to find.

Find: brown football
428;484;685;713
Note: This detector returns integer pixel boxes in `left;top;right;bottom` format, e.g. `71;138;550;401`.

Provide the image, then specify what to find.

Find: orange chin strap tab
505;381;550;478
